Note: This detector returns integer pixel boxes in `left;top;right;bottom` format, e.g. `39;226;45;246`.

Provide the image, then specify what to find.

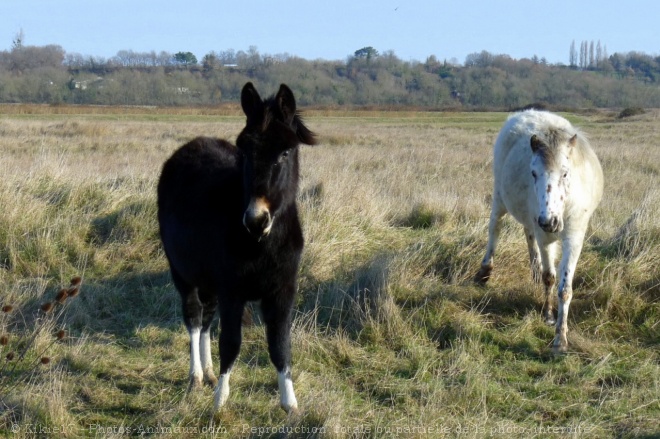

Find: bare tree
569;40;577;68
579;41;587;69
12;29;25;50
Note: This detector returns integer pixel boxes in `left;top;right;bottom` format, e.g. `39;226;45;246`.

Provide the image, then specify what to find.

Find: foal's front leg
262;293;298;413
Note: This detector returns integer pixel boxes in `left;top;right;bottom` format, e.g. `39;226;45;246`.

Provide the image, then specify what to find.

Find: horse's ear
530;134;543;152
276;84;296;126
568;134;578;147
241;82;264;125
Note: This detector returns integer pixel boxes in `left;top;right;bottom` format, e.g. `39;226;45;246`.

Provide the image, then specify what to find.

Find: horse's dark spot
547;184;552;193
543;272;556;287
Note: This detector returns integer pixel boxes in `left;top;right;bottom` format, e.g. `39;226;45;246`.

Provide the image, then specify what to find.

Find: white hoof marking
278;370;298;412
214;372;231;411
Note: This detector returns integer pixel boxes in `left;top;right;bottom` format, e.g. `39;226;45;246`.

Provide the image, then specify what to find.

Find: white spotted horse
475;110;603;354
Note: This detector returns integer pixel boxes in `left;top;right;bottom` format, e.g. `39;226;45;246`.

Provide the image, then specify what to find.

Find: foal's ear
568;134;578;147
530;134;543;152
275;83;317;146
276;84;296;126
241;82;264;125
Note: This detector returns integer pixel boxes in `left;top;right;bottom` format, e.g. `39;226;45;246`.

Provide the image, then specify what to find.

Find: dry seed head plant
0;106;657;438
1;277;82;404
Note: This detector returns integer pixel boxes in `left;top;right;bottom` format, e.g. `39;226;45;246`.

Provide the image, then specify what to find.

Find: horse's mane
536;126;591;168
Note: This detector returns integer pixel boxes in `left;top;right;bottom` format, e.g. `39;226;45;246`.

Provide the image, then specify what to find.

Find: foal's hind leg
262;292;298;413
171;269;206;389
213;297;245;411
199;291;218;387
475;195;506;284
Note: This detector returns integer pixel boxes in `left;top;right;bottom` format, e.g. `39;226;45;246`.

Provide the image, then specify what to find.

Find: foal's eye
531;171;537;180
273;150;289;167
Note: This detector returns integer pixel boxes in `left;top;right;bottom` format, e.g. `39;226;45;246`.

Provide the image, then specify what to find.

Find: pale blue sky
1;0;657;64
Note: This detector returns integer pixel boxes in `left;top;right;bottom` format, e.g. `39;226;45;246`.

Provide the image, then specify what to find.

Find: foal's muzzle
243;197;273;240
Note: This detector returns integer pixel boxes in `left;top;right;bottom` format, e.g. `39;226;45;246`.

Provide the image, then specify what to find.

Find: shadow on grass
68;269;179;335
297;252;395;339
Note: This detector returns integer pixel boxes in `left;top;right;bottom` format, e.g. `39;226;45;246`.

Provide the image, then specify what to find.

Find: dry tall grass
0;108;657;438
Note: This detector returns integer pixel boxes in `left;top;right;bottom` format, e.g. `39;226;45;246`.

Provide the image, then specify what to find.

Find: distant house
71;77;103;91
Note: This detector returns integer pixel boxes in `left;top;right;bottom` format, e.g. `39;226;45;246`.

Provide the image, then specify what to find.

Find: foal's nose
243;197;273;239
538;215;560;233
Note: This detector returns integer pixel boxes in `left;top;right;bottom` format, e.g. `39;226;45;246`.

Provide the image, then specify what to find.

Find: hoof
204;370;219;387
213;389;229;411
188;375;203;391
281;401;299;414
544;316;556;326
474;266;492;285
213;374;230;411
552;343;568;356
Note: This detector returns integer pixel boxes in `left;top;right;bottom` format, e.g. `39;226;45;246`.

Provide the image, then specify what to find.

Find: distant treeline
1;43;660;109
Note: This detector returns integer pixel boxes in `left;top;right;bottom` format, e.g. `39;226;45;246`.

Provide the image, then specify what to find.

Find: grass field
0;105;658;438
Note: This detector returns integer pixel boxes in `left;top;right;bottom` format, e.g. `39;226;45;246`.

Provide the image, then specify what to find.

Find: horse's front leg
537;237;559;326
262;290;298;413
553;231;585;355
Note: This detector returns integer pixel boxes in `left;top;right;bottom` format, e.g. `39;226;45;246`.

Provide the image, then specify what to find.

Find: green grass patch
0;110;658;438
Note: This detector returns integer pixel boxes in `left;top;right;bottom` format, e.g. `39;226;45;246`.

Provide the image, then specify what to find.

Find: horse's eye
531;171;537;180
562;172;568;178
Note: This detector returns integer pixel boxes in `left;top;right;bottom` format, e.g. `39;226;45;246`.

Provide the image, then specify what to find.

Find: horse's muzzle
538;216;562;233
243;197;273;240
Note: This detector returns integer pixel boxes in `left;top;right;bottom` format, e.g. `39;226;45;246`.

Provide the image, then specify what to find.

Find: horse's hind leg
524;227;542;283
214;297;245;411
475;195;506;284
171;268;205;389
199;291;218;387
262;292;298;413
